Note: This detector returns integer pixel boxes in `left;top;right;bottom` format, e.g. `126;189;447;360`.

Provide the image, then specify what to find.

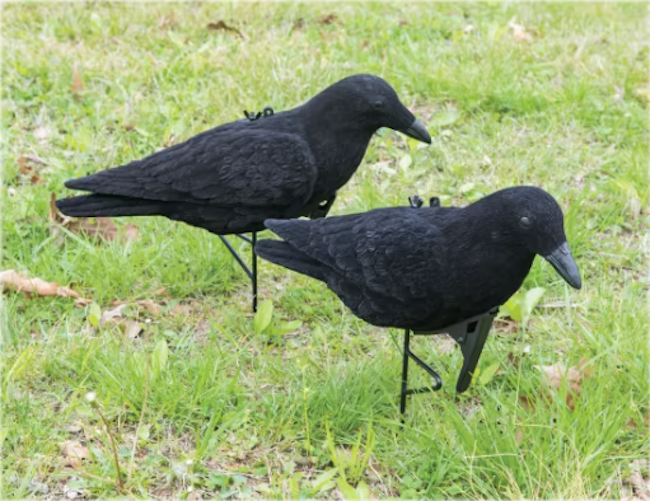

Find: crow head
480;186;582;289
309;74;431;144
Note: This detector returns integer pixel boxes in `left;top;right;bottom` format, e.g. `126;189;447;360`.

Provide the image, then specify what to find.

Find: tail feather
56;194;166;217
255;239;326;282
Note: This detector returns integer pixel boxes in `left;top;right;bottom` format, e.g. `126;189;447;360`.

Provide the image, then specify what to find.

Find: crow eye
374;99;385;110
519;216;532;228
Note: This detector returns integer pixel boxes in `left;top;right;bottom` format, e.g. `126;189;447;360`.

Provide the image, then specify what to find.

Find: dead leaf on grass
124;320;143;339
508;20;533;42
292;18;305;30
139;299;162;315
61;440;89;469
1;269;88;305
17;154;44;184
318;13;338;25
171;299;201;317
71;64;84;100
206;20;248;40
627;459;650;500
494;318;519;334
518;395;534;412
100;303;128;325
534;358;593;411
49;193;139;243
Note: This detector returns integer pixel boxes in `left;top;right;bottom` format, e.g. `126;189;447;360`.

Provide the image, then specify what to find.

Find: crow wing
65;129;317;208
265;207;448;302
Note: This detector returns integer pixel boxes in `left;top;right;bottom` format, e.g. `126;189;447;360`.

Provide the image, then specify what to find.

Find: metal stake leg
218;233;258;312
400;329;410;416
252;231;258;313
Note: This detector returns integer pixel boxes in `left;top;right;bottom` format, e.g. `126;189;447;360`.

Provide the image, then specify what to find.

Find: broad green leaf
280;320;303;335
253;299;273;334
406;137;421;152
356;481;371;500
152;339;169;378
137;424;150;441
232;474;246;485
311;468;338;494
479;362;501;386
503;295;522;322
337;477;360;500
523;287;546;320
87;302;101;327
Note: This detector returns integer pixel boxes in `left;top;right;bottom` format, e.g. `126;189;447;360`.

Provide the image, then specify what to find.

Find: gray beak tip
402;119;431;144
543;242;582;290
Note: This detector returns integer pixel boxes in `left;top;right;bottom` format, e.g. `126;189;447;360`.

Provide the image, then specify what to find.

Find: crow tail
55;194;166;218
255;239;326;282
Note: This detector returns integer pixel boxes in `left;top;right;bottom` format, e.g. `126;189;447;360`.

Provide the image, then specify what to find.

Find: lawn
2;2;648;499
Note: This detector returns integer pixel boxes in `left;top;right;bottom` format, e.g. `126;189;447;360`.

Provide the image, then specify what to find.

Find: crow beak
543;242;582;289
401;119;431;144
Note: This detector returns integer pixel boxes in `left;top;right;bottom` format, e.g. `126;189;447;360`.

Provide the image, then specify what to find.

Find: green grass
2;2;648;499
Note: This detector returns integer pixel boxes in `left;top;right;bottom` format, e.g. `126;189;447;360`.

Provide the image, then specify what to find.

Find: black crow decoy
56;74;432;311
256;186;582;411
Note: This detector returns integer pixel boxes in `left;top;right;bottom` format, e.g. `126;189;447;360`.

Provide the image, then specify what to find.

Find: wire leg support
252;232;258;313
218;233;258;313
400;329;443;418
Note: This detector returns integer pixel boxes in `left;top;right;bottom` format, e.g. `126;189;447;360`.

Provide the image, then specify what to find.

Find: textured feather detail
254;239;326;282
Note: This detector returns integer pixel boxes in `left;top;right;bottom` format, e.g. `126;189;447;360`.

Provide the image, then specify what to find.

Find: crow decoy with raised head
56;74;432;311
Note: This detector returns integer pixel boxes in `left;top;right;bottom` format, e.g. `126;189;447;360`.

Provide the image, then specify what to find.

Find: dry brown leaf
17;155;43;184
124;223;139;241
124;320;143;339
172;299;201;317
206;20;248;40
534;358;593;411
1;269;84;301
518;395;534;412
61;440;89;469
494;318;519;334
100;304;128;325
628;459;650;500
71;64;84;100
49;193;138;243
292;18;305;30
138;299;162;315
508;20;533;42
318;13;338;25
